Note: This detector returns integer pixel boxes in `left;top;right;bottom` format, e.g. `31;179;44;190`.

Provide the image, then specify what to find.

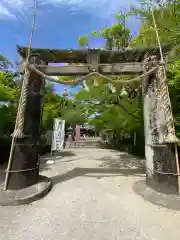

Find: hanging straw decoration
93;77;99;87
120;86;128;97
108;83;116;93
82;80;89;91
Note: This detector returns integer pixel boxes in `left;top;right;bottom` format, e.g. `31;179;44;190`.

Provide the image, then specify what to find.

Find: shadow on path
133;180;180;210
51;167;145;186
97;153;145;170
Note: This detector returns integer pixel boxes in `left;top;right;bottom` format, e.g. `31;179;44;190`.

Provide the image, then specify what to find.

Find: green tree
78;35;89;48
130;0;180;47
73;74;143;155
0;71;20;164
78;11;132;49
75;10;145;155
130;0;180;140
42;82;87;131
0;53;87;162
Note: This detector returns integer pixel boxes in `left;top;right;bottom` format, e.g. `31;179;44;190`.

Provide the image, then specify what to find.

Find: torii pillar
0;56;52;206
142;54;180;195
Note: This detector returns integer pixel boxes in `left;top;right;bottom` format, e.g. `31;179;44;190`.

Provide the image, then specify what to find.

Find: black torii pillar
5;56;45;190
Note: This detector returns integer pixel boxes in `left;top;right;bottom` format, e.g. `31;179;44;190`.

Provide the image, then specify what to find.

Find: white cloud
0;3;15;19
0;0;135;20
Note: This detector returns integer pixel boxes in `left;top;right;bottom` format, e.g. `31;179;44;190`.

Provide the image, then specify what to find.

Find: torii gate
1;45;179;205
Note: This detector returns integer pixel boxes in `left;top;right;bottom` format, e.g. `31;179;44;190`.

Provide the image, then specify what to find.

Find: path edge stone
0;175;52;206
133;180;180;210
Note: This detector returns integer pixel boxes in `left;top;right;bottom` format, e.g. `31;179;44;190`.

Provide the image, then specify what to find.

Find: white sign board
51;119;65;151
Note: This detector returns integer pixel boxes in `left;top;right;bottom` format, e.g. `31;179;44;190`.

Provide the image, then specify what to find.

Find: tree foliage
129;0;180;140
78;11;132;50
75;2;180;154
0;56;86;163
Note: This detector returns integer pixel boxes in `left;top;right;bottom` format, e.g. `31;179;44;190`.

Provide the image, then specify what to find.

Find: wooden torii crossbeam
17;45;172;76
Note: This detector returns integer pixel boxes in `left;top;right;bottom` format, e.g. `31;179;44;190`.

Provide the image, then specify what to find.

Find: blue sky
0;0;140;95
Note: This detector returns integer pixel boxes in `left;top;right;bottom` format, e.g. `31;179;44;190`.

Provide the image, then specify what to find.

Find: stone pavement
0;148;180;240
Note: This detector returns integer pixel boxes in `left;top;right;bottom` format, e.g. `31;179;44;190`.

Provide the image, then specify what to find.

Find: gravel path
0;148;180;240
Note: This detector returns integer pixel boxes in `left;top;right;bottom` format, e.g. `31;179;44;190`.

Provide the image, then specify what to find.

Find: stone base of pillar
134;180;180;210
0;175;52;206
146;144;179;195
146;173;178;195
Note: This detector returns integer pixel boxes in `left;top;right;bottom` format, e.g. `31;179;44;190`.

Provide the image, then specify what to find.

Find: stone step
65;140;102;148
